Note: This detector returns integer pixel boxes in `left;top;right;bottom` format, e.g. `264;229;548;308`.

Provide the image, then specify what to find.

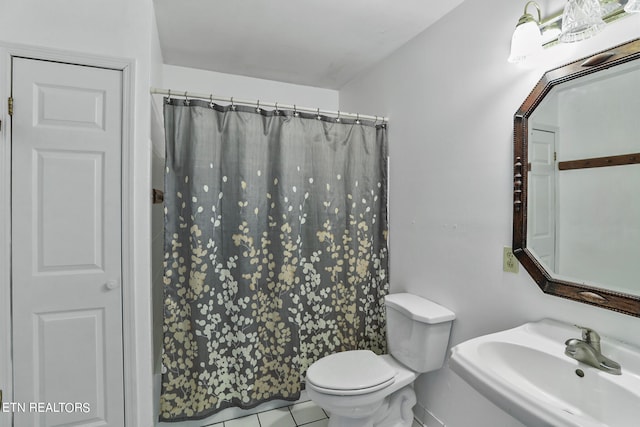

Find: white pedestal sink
450;319;640;427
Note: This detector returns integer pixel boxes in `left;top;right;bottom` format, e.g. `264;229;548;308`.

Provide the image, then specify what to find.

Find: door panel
35;309;106;426
11;57;124;427
35;84;106;130
37;150;105;272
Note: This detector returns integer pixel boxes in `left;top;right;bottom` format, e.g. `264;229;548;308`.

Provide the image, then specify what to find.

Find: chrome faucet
564;325;621;375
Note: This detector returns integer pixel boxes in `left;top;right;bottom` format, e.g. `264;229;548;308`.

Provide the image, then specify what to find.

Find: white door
528;126;557;272
11;58;125;426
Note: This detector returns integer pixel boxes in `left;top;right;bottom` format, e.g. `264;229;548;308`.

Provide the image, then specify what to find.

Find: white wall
162;64;339;114
0;0;161;425
339;1;640;425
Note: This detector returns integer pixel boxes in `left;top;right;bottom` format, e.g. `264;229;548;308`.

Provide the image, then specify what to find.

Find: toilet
305;293;455;427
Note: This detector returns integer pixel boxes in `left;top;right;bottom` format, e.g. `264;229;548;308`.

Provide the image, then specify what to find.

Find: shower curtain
160;98;389;421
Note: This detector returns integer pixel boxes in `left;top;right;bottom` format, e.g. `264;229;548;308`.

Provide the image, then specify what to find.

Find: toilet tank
385;293;455;373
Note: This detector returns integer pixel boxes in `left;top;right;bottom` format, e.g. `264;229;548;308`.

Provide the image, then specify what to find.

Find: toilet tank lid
385;293;455;324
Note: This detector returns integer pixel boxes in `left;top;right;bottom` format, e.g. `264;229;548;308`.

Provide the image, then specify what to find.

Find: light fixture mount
518;1;542;26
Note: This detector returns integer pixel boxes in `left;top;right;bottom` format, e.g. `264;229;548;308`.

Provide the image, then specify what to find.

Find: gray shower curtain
160;98;389;421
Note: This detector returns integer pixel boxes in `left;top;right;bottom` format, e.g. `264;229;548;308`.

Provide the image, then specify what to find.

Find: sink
449;319;640;427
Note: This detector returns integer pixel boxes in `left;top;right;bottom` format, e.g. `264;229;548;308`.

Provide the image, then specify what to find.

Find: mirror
513;38;640;317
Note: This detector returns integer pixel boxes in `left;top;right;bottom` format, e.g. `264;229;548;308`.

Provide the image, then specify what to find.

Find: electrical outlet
503;246;519;273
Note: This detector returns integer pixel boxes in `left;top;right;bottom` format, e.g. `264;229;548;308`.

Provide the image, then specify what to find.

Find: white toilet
305;293;455;427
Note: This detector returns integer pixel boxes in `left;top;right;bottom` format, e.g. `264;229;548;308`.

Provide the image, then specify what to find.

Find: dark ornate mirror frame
513;38;640;317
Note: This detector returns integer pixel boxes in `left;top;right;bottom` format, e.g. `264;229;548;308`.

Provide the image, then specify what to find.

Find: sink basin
449;319;640;427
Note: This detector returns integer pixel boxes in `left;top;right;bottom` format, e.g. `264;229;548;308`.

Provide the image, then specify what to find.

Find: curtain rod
150;87;388;123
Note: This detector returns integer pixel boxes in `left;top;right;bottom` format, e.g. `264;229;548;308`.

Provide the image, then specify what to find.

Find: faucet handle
574;325;601;348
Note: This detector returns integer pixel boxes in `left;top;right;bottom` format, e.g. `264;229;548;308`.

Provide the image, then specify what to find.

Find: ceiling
153;0;464;89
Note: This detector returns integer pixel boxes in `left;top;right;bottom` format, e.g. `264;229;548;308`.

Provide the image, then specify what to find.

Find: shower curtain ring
166;89;171;104
230;97;236;111
316;108;321;120
209;94;214;108
336;111;341;122
275;102;279;114
256;99;261;112
184;91;190;106
294;105;299;117
356;113;360;124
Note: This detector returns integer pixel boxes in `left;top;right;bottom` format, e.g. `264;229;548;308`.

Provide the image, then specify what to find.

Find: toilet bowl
305;293;455;427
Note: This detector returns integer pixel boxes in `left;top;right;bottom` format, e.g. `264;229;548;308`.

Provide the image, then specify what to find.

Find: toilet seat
307;376;396;396
306;350;396;396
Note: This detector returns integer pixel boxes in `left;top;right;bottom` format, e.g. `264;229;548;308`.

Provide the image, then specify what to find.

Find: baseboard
423;408;446;427
413;403;445;427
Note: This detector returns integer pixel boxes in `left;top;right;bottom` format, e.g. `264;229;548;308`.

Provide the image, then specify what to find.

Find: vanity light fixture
601;0;624;14
508;1;543;63
509;0;633;62
625;0;640;13
559;0;606;42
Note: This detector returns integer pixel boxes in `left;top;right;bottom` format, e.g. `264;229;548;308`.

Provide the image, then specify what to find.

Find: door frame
0;43;137;427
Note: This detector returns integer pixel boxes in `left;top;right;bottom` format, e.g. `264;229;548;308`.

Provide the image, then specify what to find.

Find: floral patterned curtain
160;98;389;421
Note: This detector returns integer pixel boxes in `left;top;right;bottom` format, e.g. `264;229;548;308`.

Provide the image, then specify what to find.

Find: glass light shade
559;0;605;43
625;0;640;12
508;20;543;63
600;0;622;14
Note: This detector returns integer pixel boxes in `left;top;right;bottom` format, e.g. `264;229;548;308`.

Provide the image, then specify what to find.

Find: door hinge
554;151;557;162
8;97;13;116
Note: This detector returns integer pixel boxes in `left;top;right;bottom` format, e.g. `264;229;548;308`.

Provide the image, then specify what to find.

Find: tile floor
204;400;329;427
202;399;424;427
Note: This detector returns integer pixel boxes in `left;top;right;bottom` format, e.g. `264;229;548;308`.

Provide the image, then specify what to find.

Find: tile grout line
290;406;329;427
286;404;297;426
